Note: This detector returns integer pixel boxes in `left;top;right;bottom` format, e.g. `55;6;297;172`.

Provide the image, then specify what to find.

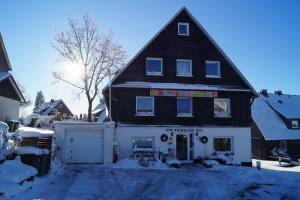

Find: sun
63;62;83;80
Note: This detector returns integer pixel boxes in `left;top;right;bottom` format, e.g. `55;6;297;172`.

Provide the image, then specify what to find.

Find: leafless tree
52;16;127;121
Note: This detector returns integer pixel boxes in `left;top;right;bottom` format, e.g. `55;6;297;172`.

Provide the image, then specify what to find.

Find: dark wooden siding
106;87;251;126
113;9;250;89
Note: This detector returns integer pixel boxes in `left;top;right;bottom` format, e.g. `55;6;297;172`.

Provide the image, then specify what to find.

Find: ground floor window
132;137;154;151
213;137;233;153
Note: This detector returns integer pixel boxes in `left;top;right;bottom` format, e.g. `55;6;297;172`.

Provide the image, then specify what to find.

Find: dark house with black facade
252;91;300;161
103;7;257;165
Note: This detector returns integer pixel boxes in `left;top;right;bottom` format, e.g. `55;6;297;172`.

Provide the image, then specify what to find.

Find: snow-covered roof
92;103;107;122
92;103;106;115
266;93;300;119
113;82;251;92
0;72;11;82
38;99;71;116
252;94;300;141
17;127;54;138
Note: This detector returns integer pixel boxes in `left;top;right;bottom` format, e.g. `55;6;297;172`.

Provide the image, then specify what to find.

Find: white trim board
104;7;257;96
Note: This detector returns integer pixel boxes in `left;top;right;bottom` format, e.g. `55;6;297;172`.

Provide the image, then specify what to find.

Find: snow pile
17;126;54;138
15;146;49;155
0;156;37;183
202;160;220;168
113;158;169;169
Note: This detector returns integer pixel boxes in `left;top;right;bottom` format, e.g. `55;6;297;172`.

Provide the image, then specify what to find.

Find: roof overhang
0;72;26;103
0;33;12;70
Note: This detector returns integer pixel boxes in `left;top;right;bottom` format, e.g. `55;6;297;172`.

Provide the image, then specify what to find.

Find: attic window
178;22;189;36
206;61;221;78
146;58;162;75
292;120;299;129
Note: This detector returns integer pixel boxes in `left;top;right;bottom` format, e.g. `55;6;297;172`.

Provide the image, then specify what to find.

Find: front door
176;134;188;160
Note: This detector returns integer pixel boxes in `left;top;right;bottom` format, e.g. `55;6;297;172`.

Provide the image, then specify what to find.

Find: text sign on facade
150;89;218;98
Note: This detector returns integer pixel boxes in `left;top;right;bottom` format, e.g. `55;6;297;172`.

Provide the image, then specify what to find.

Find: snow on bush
114;158;169;169
23;113;54;128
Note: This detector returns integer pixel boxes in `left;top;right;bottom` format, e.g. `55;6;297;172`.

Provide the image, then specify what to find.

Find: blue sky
1;0;300;115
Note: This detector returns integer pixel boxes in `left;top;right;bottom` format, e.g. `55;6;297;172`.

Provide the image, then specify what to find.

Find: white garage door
65;129;104;163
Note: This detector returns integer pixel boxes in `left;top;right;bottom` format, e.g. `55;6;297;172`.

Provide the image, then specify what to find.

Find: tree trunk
88;100;93;122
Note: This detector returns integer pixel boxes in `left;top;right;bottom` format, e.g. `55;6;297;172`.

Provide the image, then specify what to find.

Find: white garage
54;122;114;164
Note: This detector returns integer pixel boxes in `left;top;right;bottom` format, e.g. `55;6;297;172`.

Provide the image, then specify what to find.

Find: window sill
176;75;193;77
177;114;194;118
214;115;232;118
178;34;190;36
135;113;155;117
146;73;163;76
206;75;221;78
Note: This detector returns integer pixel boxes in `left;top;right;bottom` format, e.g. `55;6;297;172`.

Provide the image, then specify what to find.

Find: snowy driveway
9;162;300;200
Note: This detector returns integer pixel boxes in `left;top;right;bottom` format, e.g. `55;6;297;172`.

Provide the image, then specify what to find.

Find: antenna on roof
260;89;268;97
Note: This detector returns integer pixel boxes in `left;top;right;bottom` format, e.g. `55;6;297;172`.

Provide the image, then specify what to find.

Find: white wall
53;122;114;164
116;126;251;163
0;96;20;121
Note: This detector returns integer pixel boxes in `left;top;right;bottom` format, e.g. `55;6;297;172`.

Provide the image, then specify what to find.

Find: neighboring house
92;103;107;122
38;99;73;118
103;7;257;166
252;91;300;161
0;33;25;121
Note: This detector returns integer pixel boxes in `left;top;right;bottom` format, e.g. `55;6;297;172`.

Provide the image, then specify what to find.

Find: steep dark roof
39;99;73;116
105;7;257;96
0;33;12;71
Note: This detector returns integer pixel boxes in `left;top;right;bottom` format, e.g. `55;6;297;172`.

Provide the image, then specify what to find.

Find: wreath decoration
200;136;208;144
160;134;169;142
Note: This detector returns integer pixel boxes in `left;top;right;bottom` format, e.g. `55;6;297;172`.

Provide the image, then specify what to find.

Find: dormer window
206;61;221;78
178;22;189;36
146;58;162;75
292;120;299;129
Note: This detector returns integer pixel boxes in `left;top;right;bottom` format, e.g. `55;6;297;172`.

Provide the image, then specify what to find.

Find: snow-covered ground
6;159;300;200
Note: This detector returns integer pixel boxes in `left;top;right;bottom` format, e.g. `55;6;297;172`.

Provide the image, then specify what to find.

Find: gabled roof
107;7;257;96
266;93;300;119
39;99;73;116
0;33;12;71
0;72;25;103
252;94;300;141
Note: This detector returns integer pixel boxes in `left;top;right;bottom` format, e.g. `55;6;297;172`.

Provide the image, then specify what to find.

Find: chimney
275;90;283;96
260;89;268;97
50;99;54;105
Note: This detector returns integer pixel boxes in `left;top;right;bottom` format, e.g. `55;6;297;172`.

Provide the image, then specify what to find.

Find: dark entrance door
176;135;188;160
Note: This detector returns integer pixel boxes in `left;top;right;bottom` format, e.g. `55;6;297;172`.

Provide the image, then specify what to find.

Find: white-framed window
136;96;154;116
292;120;299;129
206;61;221;78
176;59;192;76
146;57;163;75
132;137;154;151
177;97;193;117
213;137;233;153
214;98;231;118
178;22;189;36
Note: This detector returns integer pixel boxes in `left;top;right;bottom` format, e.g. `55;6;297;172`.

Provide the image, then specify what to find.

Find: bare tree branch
52;15;127;121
